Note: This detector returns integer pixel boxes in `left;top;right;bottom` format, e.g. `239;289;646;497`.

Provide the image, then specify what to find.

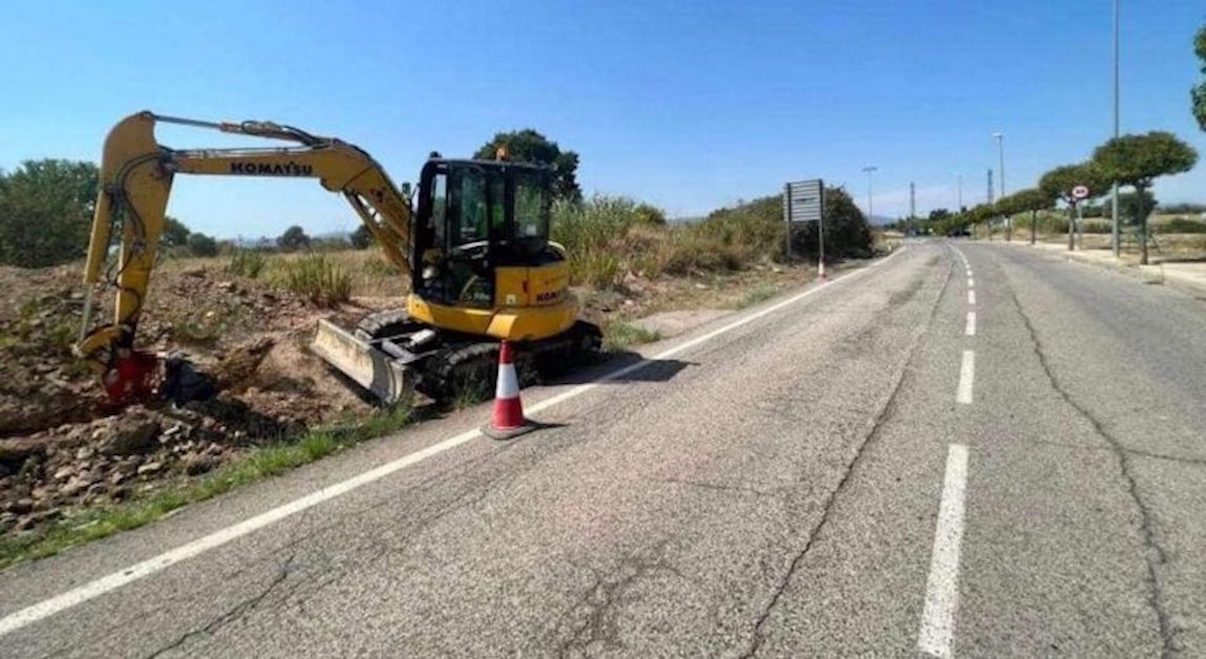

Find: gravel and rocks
0;262;380;537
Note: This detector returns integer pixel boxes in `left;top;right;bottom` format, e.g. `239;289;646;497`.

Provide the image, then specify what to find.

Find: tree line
924;131;1197;265
0;160;227;268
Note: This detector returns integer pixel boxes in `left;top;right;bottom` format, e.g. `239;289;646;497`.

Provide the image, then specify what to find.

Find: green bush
277;254;352;306
186;233;219;257
552;195;646;257
633;203;667;226
662;230;745;274
0;160;98;268
699;196;784;263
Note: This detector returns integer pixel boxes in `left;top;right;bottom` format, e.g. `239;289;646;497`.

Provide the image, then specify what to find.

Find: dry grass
553;196;784;290
160;249;408;299
996;227;1206;263
274;254;352;306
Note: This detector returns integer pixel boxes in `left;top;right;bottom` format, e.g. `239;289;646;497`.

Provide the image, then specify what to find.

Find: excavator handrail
76;111;415;376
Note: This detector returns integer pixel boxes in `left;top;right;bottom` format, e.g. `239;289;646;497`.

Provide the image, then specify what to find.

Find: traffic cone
483;340;535;440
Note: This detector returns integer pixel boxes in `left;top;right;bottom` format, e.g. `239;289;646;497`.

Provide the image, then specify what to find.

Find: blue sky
2;1;1203;237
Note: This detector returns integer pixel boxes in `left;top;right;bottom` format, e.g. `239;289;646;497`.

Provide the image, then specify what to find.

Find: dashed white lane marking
956;350;975;404
967;290;976;306
0;249;911;638
967;278;974;289
965;312;976;337
918;443;970;658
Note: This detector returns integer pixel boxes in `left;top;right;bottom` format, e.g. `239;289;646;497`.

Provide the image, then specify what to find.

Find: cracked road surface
1;241;1204;656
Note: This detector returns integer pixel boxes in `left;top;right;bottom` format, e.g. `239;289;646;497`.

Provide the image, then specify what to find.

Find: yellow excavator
77;111;600;404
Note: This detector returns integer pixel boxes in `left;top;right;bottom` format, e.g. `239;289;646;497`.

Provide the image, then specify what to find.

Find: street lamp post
993;132;1007;240
862;166;877;227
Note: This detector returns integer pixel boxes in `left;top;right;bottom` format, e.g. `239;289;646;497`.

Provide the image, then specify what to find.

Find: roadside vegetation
0;405;411;569
601;320;662;351
555;186;874;291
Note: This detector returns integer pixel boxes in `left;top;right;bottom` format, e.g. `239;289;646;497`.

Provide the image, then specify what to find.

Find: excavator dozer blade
311;319;412;404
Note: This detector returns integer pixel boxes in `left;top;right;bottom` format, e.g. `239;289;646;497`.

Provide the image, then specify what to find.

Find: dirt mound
0;260;389;535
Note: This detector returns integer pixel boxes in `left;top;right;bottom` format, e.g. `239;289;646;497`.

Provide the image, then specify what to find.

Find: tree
1009;188;1056;245
349;225;373;249
967;203;995;239
1118;190;1157;226
993;194;1026;242
277;224;311;251
1040;162;1110;251
186;232;219;257
475;129;582;202
633;203;667;226
162;216;192;249
0;159;99;267
1193;24;1206;131
927;208;971;237
1093;132;1198;263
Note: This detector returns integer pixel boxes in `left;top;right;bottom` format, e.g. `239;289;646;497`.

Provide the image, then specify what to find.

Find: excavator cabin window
415;159;556;308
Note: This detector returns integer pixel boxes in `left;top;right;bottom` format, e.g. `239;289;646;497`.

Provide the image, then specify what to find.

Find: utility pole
1111;0;1121;257
862;166;878;226
993;132;1005;199
909;182;916;233
993;132;1008;241
957;174;963;213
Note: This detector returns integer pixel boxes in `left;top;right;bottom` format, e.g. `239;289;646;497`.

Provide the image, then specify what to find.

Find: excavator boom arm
77;111;414;375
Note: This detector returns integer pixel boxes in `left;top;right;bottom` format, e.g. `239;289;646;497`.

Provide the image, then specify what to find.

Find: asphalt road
2;240;1204;657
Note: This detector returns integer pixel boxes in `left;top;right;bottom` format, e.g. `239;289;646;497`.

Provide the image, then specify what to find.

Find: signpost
783;179;825;278
1069;185;1090;251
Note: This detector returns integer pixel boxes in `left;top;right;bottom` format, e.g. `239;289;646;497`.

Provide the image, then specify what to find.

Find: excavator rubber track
313;310;601;405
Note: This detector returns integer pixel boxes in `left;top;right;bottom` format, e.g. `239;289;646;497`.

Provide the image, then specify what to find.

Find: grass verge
735;282;779;309
0;406;411;571
603;321;661;351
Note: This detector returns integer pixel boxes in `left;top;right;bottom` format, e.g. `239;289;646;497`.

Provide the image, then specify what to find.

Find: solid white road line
967;290;975;306
965;312;976;337
0;250;911;638
917;443;970;659
956;350;975;405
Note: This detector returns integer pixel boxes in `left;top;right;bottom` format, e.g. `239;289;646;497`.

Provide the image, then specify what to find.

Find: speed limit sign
1072;185;1090;200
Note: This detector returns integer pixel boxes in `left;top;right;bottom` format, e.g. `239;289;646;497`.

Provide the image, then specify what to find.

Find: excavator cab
412;158;557;310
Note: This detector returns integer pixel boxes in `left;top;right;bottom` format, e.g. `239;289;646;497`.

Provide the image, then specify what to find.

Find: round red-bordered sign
1072;185;1090;200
